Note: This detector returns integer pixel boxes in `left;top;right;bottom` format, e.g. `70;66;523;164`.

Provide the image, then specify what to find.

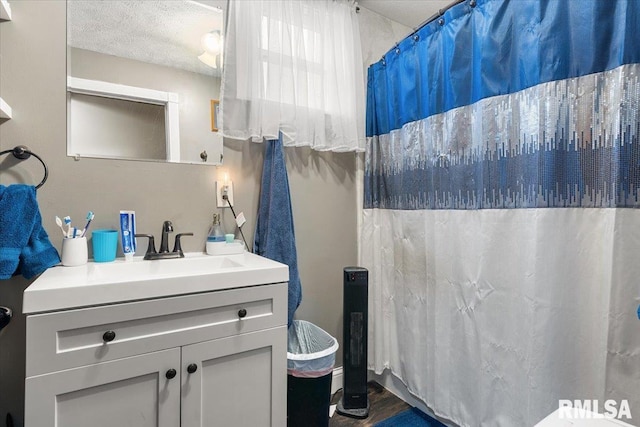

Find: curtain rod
404;0;467;40
359;0;471;63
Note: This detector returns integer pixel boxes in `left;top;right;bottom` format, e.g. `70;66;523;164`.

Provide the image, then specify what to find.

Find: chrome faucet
135;220;193;260
159;220;174;253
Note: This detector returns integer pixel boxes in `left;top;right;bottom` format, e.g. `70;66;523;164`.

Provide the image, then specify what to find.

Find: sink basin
23;252;289;314
87;254;244;281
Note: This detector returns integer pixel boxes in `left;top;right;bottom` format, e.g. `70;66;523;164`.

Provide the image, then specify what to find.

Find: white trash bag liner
287;320;339;378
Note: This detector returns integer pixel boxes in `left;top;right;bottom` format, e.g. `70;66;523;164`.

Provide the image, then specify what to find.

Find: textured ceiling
68;0;455;76
358;0;452;28
67;0;225;77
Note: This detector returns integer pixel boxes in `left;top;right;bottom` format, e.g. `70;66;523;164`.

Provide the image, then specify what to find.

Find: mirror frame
66;0;226;165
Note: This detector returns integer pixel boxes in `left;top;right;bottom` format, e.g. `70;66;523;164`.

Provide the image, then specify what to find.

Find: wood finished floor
329;382;410;427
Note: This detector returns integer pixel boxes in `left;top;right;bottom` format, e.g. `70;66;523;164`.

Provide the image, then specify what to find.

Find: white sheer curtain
221;0;365;152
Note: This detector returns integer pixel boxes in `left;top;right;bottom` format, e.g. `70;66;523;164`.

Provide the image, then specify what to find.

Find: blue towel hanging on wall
0;185;60;279
254;136;302;327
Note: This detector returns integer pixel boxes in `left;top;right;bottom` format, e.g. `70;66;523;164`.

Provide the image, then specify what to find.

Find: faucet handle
134;234;157;260
173;233;194;256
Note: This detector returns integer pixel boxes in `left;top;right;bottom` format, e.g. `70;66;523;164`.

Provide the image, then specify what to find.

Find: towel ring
0;145;49;189
0;306;12;334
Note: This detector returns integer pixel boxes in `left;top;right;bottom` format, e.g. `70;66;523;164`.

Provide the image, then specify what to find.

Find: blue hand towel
254;137;302;327
0;185;60;280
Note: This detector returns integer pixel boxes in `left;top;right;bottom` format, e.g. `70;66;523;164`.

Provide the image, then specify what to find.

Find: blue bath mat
375;407;447;427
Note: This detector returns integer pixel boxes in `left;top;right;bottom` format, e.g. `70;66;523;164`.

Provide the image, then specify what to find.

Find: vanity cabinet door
25;348;181;427
181;326;287;427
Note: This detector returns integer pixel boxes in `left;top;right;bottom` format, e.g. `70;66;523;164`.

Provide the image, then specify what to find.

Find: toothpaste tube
119;210;136;261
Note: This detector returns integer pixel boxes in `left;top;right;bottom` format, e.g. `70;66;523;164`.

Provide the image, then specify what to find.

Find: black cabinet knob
102;331;116;342
165;369;177;379
238;309;247;318
187;363;198;374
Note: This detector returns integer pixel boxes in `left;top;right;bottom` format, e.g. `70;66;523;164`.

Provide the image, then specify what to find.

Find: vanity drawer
26;282;287;377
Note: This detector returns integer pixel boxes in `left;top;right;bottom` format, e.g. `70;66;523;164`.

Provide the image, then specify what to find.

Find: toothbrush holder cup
61;237;88;267
92;229;119;263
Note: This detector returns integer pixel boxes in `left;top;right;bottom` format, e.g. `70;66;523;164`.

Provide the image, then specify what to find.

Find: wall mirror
66;0;225;165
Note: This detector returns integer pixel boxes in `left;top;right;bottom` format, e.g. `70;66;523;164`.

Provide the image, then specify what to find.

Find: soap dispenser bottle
206;213;225;255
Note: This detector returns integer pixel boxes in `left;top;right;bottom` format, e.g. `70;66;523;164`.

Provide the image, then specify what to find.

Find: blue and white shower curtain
361;1;640;425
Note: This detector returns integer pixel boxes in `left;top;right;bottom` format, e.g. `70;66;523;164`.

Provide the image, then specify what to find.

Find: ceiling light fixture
198;30;223;69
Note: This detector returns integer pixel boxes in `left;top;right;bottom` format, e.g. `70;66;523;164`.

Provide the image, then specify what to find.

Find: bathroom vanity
22;253;288;427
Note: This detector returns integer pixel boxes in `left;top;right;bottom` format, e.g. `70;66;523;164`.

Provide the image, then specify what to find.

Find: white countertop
23;252;289;314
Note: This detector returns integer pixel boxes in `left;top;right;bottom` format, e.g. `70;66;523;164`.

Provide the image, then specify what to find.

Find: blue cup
92;229;118;262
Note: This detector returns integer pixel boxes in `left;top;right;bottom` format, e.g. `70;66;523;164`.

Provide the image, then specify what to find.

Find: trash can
287;320;339;427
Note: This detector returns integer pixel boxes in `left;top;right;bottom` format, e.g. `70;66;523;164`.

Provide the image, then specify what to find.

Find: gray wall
0;1;408;424
358;6;412;78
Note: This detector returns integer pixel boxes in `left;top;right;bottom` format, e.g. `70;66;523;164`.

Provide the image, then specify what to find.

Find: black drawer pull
238;308;247;318
187;363;198;374
102;330;116;342
166;369;177;379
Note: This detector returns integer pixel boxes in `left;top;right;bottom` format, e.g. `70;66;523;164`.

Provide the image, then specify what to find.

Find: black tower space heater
337;267;370;418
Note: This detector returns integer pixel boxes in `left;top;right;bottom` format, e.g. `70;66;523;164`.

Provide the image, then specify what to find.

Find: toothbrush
80;211;95;237
63;216;72;238
55;216;66;237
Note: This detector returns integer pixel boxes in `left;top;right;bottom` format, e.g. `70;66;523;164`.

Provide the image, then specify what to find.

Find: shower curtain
361;1;640;426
